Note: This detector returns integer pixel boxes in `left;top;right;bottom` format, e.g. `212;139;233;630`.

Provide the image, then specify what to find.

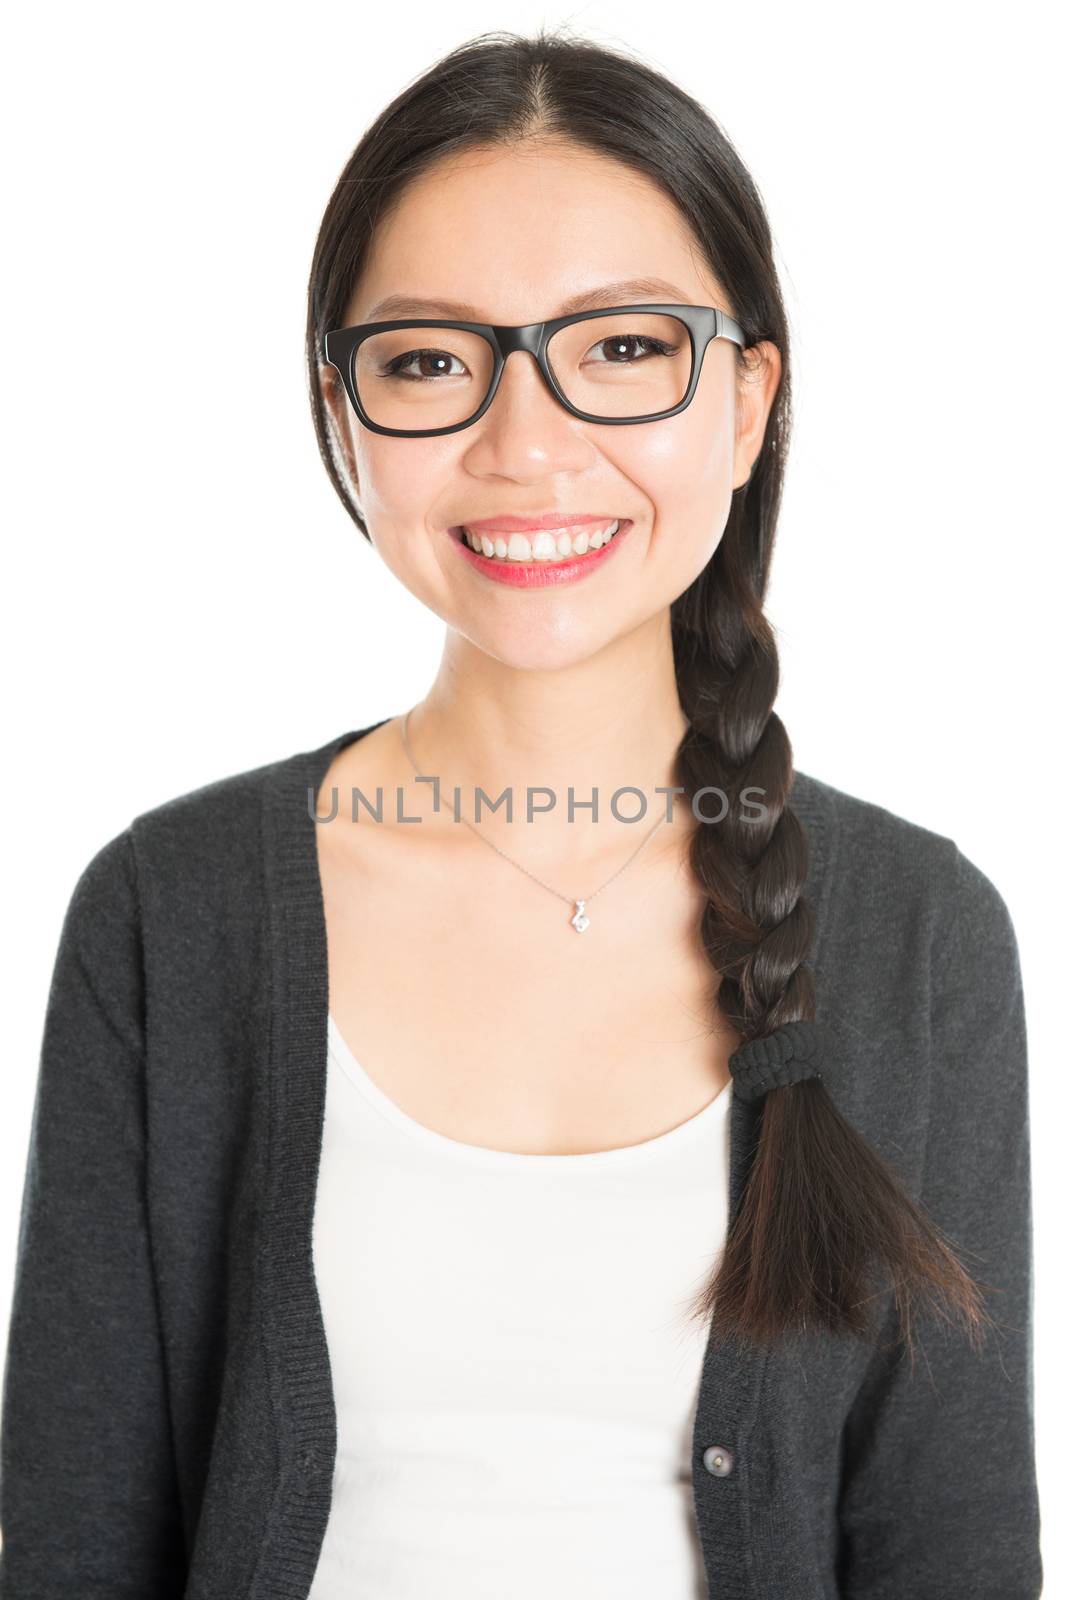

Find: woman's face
324;138;780;672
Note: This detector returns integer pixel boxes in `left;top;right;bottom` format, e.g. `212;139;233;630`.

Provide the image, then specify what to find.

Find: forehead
344;140;723;326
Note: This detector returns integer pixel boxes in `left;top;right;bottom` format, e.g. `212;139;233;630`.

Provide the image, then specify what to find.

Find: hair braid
674;546;813;1035
671;508;992;1361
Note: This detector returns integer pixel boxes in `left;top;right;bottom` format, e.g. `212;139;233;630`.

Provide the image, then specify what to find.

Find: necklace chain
399;708;671;932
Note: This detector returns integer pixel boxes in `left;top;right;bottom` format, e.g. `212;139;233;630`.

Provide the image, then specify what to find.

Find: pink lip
459;512;624;534
448;519;632;588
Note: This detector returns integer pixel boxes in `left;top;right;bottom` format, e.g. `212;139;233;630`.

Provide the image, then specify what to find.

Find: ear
320;364;361;498
732;340;782;489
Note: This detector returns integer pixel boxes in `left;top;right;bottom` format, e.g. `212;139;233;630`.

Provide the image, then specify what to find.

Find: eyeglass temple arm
715;310;747;349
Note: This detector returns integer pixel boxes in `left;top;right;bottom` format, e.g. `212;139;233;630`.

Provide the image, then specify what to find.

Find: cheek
611;403;735;571
355;438;458;567
357;437;447;520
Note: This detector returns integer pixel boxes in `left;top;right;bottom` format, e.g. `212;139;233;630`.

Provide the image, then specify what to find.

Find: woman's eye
586;335;671;364
382;349;467;381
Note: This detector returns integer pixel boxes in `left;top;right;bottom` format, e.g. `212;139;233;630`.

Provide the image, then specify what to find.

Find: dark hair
305;26;992;1363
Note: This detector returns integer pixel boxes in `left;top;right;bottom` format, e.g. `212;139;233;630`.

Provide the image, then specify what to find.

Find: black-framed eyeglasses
321;303;747;438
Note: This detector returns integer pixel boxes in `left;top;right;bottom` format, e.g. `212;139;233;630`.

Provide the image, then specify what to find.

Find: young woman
0;29;1041;1600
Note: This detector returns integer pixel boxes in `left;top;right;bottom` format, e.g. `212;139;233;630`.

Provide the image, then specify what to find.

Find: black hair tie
728;1019;839;1105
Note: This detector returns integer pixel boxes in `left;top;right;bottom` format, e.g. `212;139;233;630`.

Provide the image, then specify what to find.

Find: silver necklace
399;708;671;933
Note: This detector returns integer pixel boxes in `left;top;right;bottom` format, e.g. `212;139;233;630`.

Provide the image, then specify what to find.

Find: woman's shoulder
132;724;381;842
789;772;1024;1166
792;766;1018;984
793;763;957;857
794;765;1004;891
68;726;373;931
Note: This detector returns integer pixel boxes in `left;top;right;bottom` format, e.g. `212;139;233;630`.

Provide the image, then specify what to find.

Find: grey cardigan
0;719;1042;1597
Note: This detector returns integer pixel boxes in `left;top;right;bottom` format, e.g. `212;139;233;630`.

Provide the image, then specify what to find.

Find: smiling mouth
456;518;625;563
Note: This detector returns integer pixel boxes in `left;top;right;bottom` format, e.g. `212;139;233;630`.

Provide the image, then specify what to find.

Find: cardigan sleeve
836;842;1042;1597
0;829;186;1597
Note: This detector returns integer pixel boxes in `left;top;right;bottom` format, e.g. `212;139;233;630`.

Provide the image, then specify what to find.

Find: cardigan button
702;1444;734;1477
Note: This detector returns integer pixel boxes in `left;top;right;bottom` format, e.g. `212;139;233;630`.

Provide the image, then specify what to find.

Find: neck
396;614;694;875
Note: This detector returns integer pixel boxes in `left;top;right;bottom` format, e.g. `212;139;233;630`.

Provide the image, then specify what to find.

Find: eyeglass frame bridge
321;303;748;438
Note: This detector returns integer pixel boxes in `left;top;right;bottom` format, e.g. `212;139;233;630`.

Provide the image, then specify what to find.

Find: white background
2;0;1063;1582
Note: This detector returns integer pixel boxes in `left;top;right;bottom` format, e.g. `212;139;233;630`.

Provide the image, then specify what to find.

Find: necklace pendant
570;899;591;934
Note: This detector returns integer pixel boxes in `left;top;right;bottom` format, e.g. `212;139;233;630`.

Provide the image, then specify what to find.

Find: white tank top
307;1013;732;1600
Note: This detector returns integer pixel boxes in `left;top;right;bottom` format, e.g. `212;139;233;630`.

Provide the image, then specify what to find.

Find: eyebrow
361;277;696;323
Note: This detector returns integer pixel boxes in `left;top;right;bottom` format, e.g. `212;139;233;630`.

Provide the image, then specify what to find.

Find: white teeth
461;519;622;562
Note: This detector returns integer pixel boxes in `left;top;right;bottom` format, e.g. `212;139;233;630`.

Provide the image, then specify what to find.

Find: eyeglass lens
352;312;694;429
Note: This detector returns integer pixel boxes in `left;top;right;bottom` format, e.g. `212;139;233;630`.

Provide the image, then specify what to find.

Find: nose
460;349;595;477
